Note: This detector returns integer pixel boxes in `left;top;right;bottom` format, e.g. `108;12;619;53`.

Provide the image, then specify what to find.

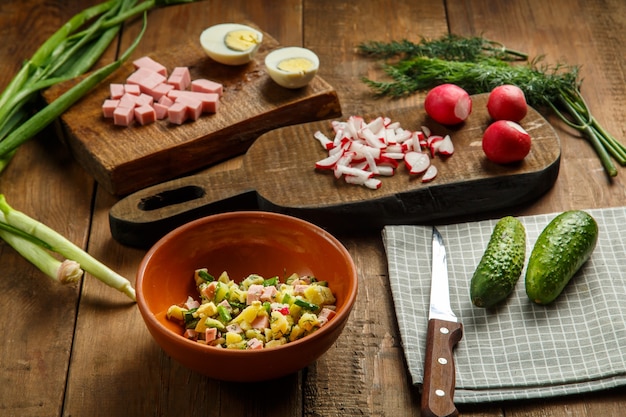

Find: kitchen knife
421;227;463;417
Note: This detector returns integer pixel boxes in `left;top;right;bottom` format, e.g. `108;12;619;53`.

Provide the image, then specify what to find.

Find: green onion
358;35;624;178
0;0;203;172
0;194;135;300
294;297;319;311
0;226;84;285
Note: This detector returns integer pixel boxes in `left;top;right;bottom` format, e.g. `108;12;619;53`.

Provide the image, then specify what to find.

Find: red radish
404;151;430;175
424;84;472;125
487;84;528;122
436;135;454;156
482;120;531;164
421;165;438;182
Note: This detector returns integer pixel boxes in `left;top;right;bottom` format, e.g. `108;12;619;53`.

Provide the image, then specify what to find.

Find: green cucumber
525;210;598;305
470;216;526;308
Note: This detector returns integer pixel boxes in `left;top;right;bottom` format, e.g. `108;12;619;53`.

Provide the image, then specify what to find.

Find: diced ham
183;329;198;340
132;56;168;76
168;66;191;90
110;83;125;99
174;95;203;121
134;105;156;126
103;57;223;126
167;102;189;125
153;102;169;120
294;284;309;295
158;95;174;107
126;67;167;93
246;284;264;305
123;83;141;96
204;327;218;343
250;315;270;329
184;296;200;310
200;281;218;300
246;338;263;350
317;307;336;326
191;78;223;97
147;82;174;100
136;93;153;108
167;90;219;113
260;286;278;302
113;105;134;126
102;99;119;118
118;93;138;109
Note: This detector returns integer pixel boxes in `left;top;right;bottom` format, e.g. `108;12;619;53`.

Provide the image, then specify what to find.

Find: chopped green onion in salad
166;270;337;349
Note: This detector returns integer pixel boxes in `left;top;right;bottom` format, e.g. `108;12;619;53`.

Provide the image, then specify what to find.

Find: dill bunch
365;56;579;109
359;34;624;177
357;34;528;62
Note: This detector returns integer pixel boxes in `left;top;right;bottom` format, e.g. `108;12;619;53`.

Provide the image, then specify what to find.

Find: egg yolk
277;57;314;74
224;30;260;52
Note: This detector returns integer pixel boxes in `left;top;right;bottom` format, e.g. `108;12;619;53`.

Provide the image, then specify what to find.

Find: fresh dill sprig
358;34;624;177
357;34;528;62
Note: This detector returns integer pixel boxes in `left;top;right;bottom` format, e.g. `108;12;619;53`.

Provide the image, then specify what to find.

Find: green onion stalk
358;34;625;178
0;0;201;299
0;194;135;300
0;0;201;170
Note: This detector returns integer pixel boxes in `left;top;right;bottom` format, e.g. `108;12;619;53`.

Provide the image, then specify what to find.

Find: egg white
265;47;319;89
200;23;263;66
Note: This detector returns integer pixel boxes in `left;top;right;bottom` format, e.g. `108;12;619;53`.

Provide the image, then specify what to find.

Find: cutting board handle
109;168;257;248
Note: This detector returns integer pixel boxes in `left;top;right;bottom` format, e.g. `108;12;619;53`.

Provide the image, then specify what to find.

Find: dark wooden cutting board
109;93;561;248
43;25;341;196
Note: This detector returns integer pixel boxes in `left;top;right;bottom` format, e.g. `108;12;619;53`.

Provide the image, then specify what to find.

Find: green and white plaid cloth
382;207;626;403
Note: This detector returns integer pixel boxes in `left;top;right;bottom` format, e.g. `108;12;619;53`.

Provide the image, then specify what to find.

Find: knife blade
421;227;463;417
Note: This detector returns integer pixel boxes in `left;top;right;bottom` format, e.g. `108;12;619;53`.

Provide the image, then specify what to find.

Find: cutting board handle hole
138;186;206;211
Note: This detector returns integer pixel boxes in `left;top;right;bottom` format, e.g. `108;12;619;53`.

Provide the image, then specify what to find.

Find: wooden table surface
1;1;625;416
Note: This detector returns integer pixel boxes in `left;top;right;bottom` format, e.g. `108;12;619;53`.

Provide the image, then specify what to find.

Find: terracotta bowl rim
136;210;358;357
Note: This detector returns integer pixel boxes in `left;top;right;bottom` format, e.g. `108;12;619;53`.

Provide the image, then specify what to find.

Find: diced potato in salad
166;270;337;349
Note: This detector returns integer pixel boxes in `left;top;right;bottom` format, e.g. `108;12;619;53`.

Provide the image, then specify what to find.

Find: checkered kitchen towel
382;207;626;403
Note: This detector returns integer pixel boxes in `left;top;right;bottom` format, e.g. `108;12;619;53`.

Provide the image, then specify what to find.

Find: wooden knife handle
421;318;463;417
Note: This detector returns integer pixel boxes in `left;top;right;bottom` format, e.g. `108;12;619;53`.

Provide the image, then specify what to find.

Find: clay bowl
136;211;358;382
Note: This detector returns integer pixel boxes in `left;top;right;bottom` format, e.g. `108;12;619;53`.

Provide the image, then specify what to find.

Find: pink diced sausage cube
158;94;174;107
167;90;219;113
153;103;169;120
167;66;191;90
132;56;168;77
136;93;154;107
110;83;125;99
123;83;141;95
174;95;203;121
102;99;119;118
126;67;167;93
148;82;174;100
191;78;223;97
113;105;134;126
167;102;189;125
118;93;138;108
134;104;156;126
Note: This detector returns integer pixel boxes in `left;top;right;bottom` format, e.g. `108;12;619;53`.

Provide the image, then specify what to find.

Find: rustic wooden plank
0;1;99;416
62;2;305;417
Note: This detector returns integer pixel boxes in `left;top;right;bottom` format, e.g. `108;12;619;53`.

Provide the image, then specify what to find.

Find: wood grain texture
1;0;625;417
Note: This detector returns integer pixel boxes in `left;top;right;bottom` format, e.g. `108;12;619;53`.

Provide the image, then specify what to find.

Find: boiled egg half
265;47;319;89
200;23;263;66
